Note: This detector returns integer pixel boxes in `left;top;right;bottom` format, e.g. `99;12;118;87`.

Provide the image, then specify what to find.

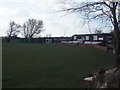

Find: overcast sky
0;0;111;37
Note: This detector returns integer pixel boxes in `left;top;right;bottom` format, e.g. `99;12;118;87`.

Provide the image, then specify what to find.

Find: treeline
6;18;44;42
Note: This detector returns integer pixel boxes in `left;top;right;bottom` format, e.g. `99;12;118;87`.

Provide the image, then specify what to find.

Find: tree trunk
112;2;120;66
114;31;120;66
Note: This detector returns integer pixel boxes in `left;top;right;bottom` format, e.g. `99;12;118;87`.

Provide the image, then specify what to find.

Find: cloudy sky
0;0;110;37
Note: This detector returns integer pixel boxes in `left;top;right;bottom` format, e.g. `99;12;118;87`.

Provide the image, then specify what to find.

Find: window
98;37;103;40
93;36;97;40
74;36;77;40
86;36;89;40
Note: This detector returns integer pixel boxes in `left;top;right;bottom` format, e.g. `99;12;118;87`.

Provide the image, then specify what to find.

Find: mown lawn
2;43;115;88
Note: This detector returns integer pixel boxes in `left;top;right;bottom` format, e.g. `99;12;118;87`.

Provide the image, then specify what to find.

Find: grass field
2;43;115;88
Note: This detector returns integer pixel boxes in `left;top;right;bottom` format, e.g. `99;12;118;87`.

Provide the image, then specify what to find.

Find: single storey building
72;33;113;45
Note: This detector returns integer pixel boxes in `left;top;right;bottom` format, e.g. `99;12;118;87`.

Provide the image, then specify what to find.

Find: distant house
72;33;113;45
2;33;113;48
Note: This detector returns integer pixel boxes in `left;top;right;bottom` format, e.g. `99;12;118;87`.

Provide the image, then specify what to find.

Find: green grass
2;43;115;88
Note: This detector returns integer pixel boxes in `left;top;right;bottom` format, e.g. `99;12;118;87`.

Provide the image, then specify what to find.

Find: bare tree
21;19;44;40
7;21;21;38
61;1;120;66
